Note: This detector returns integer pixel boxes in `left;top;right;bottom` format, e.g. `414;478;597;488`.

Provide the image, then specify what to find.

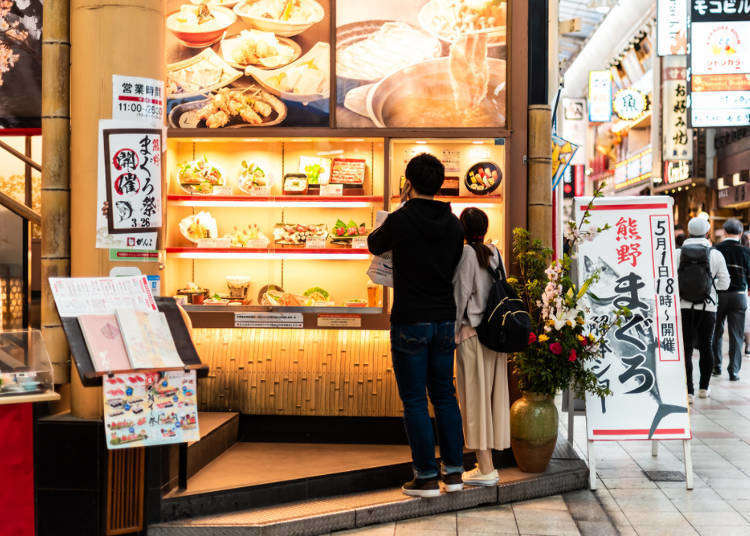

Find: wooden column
41;0;71;385
528;104;552;247
69;0;165;418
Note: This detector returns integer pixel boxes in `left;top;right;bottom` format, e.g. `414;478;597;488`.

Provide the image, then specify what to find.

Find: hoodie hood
401;198;460;240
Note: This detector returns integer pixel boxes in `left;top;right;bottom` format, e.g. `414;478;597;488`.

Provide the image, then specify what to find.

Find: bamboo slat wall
194;328;404;417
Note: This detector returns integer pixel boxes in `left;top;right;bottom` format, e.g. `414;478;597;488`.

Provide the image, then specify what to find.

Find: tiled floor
336;360;750;536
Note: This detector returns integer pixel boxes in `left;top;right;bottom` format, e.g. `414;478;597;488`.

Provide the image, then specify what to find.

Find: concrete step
150;457;588;535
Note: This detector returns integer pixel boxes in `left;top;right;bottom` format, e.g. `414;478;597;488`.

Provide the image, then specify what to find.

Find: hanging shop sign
613;89;648;121
576;196;691;441
664;161;692;185
658;0;688;55
688;1;750;127
103;371;200;449
663;56;693;160
562;98;587;166
588;70;613;122
614;148;653;191
96;120;161;250
551;134;579;190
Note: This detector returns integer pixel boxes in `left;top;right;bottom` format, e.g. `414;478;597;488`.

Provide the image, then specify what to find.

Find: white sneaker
688;394;694;405
462;466;500;487
698;388;711;399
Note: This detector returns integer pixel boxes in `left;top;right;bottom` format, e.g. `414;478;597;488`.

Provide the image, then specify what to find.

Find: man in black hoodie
368;153;465;498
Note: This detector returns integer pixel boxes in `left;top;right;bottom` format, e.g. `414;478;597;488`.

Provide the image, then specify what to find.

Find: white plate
233;0;324;37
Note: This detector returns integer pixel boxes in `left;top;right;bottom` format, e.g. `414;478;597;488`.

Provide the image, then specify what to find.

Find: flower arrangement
508;186;630;398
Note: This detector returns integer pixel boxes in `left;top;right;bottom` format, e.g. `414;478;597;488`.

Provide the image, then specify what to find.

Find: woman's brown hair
460;207;493;269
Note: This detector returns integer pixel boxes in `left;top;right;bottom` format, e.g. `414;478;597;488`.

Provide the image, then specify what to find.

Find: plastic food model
244;0;317;23
238;161;268;190
178;156;225;194
223;224;269;247
273;223;327;245
179;212;218;242
330;219;367;244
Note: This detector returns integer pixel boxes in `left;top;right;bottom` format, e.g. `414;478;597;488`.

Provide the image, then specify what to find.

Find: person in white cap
676;216;730;402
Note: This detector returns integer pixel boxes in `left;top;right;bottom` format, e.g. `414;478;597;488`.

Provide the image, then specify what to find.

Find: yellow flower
577;316;585;325
588;333;596;342
566;320;573;327
538;334;549;342
577;335;586;344
547;319;555;326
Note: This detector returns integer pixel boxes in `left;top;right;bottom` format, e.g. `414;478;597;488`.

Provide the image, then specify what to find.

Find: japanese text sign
112;75;164;127
658;0;688;55
588;70;613;122
689;1;750;127
103;370;200;449
576;196;691;441
103;128;163;234
663;56;694;160
48;276;158;318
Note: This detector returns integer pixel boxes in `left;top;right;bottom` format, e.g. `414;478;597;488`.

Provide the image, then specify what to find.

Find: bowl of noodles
167;4;237;48
234;0;325;37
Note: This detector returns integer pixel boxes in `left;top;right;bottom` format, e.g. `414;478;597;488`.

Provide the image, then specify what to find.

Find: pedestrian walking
368;153;466;498
452;207;510;487
713;219;750;381
677;217;730;402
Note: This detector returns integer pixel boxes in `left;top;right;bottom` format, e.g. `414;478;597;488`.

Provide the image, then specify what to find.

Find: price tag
246;238;269;249
317;314;362;328
197;238;231;249
352;236;368;249
249;186;271;197
320;184;343;197
212;186;233;196
306;237;327;249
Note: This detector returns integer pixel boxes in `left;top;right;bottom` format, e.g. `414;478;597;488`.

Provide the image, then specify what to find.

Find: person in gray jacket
676;217;730;402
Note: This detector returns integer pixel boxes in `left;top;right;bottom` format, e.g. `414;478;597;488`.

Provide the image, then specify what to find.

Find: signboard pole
587;439;597;490
684;439;694;489
567;384;575;447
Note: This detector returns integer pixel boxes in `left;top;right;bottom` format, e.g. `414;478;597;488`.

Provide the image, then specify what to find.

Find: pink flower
549;342;562;355
528;332;537;344
568;349;577;362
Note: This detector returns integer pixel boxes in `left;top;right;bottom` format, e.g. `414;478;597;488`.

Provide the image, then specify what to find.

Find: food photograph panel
166;0;331;128
335;0;508;128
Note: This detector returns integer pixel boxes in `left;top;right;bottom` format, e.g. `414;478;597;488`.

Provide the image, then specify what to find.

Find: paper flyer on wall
103;371;199;449
48;276;158;317
96;119;159;250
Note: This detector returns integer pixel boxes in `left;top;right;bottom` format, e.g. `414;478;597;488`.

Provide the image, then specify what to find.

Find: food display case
0;330;55;401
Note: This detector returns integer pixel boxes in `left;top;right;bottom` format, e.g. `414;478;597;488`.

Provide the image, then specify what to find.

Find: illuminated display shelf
168;195;385;208
166;247;371;260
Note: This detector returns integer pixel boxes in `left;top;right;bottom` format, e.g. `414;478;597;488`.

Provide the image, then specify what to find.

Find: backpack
678;244;714;306
476;254;532;353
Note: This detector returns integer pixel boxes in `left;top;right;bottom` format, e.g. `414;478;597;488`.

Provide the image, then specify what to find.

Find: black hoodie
368;198;464;324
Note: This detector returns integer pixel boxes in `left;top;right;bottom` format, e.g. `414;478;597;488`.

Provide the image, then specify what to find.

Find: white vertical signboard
658;0;688;55
575;196;693;489
588;71;613;123
663;56;693;160
562;98;587;166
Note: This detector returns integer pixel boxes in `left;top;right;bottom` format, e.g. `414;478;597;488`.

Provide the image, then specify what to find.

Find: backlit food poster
335;0;507;128
103;370;200;449
165;0;330;128
575;196;691;441
688;2;750;127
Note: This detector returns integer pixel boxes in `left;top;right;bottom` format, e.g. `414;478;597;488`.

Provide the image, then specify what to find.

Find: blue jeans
390;321;464;479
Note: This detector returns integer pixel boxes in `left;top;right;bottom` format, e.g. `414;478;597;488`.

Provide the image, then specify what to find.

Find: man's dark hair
405;153;445;196
724;218;744;236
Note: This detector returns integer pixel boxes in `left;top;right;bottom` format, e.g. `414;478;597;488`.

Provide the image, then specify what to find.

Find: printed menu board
165;0;331;128
336;0;507;128
103;371;200;449
49;276;158;318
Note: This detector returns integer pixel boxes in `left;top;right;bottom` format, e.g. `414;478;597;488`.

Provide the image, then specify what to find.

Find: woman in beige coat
453;207;511;486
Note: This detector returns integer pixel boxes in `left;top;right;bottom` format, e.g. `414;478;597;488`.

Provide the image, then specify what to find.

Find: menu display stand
61;297;208;387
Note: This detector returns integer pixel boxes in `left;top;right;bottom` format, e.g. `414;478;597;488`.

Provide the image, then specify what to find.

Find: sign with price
112;75;164;127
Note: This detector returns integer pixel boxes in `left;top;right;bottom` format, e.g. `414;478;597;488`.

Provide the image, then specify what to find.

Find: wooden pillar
69;0;165;418
528;104;552;247
41;0;71;385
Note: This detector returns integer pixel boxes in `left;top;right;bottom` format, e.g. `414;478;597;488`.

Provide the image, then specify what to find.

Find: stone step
188;412;239;479
150;458;588;536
